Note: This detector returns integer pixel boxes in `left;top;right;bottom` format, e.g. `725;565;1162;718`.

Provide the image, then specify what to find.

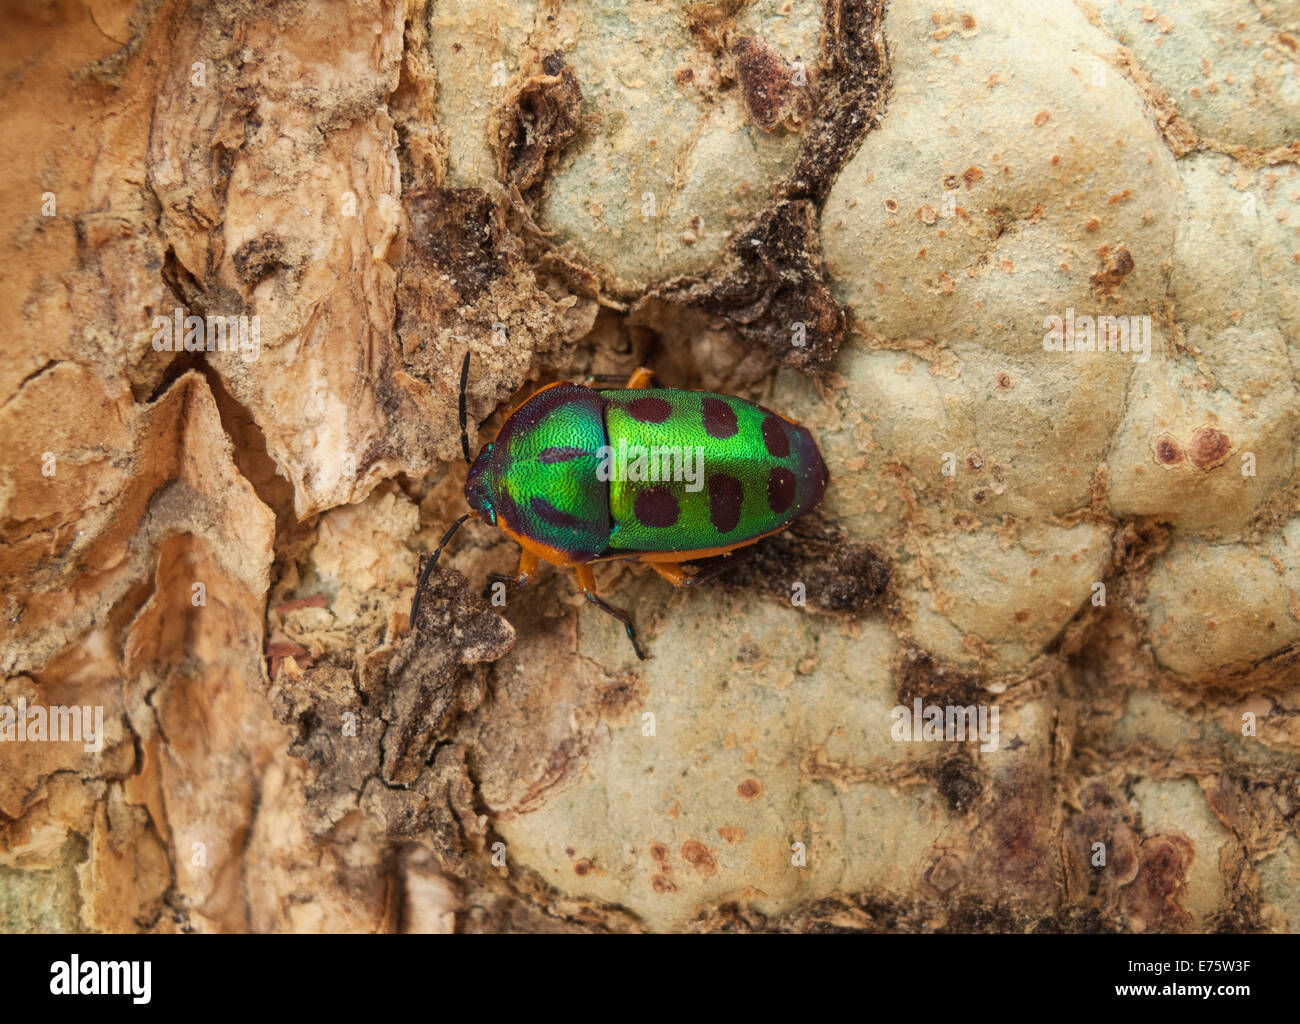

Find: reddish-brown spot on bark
731;35;813;133
1155;435;1184;466
1091;246;1136;297
1188;426;1230;470
1121;832;1196;931
681;840;718;877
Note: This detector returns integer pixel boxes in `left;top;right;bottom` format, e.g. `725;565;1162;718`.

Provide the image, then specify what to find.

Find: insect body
411;358;828;659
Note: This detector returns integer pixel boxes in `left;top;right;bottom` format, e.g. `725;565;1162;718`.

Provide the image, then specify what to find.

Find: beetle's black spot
495;487;525;533
708;474;744;533
627;396;672;424
767;467;796;514
761;414;790;458
530;496;584;530
634;486;679;528
538;445;590;464
701;397;739;439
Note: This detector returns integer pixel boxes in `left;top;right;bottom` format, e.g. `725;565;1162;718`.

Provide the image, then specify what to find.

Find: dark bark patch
404;188;506;302
232;233;288;288
704;513;890;615
490;52;583;192
732;34;814;133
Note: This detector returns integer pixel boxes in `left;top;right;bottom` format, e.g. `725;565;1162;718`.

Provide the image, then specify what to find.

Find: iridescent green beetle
410;354;828;659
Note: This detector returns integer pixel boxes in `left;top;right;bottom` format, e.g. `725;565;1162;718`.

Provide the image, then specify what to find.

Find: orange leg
573;564;648;660
581;367;662;390
511;548;539;585
623;366;656;389
640;550;753;589
487;548;539;594
645;561;693;587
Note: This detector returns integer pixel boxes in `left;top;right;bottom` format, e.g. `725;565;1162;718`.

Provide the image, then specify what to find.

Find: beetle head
464;442;496;523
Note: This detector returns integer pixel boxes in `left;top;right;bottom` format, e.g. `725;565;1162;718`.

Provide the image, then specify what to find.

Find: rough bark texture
1;0;1298;933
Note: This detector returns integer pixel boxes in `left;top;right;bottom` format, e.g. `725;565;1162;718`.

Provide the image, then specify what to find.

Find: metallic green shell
599;389;825;554
464;383;827;561
464;383;610;560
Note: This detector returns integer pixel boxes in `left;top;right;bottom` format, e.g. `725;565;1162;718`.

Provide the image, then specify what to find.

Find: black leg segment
583;591;648;661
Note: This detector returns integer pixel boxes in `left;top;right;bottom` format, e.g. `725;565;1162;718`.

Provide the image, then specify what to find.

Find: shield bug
410;353;828;659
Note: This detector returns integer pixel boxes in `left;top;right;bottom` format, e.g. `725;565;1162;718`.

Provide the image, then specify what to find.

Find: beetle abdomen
490;383;610;561
599;389;826;554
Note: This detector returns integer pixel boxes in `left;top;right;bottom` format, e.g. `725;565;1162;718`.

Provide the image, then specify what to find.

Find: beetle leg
485;549;539;597
646;561;693;586
510;548;539;586
573;564;648;660
581;372;633;386
643;548;754;588
581;368;664;389
622;366;658;390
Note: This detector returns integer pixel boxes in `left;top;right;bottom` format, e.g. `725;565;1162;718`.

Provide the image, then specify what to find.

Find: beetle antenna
459;351;472;465
409;513;472;630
